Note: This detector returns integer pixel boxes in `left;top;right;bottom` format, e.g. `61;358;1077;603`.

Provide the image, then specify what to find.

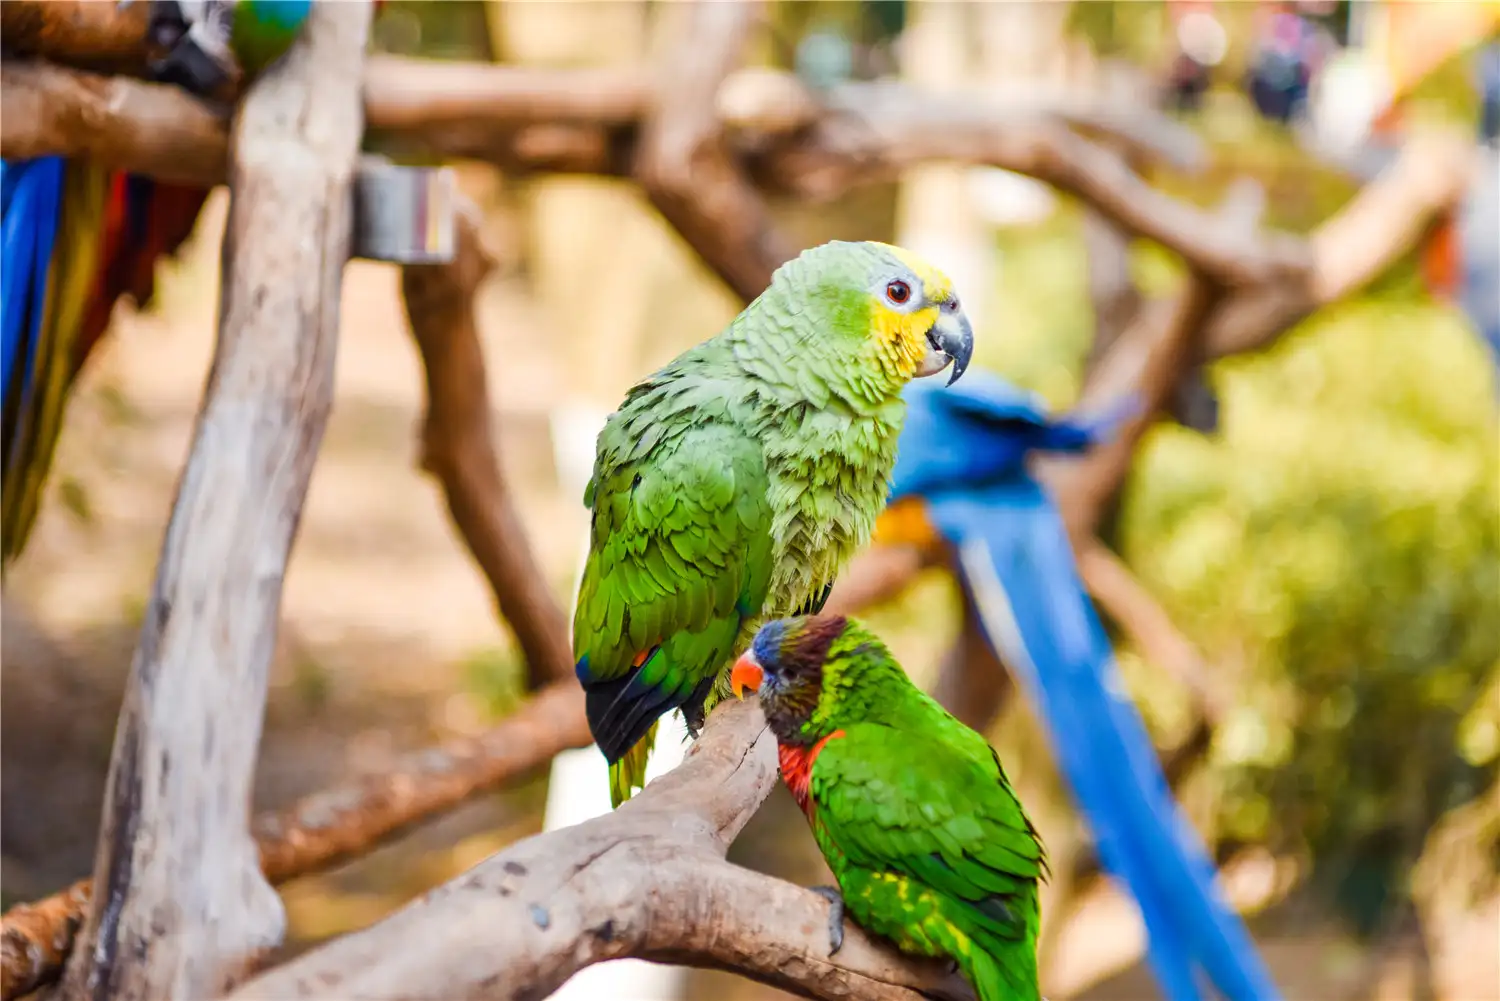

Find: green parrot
230;0;315;77
573;240;975;807
731;614;1047;1001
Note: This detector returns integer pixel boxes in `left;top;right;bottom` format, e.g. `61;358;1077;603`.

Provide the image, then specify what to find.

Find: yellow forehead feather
869;242;954;302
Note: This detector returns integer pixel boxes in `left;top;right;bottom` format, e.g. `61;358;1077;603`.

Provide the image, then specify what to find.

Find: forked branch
0;684;590;1000
223;700;973;1001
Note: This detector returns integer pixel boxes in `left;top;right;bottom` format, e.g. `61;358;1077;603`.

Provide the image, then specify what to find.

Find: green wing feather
574;382;773;805
811;724;1045;1001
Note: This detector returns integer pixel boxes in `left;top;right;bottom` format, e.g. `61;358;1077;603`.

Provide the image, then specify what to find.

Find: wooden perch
0;58;230;185
0;0;154;75
1;683;590;1000
401;205;575;689
222;700;971;1001
51;5;372;1000
634;0;792;301
5;57;1229;283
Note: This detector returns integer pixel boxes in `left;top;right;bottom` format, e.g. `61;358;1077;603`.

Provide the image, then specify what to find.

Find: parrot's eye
885;280;912;305
944;295;960;312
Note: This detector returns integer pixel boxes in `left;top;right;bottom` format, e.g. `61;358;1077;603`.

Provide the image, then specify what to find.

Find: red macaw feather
75;178;210;373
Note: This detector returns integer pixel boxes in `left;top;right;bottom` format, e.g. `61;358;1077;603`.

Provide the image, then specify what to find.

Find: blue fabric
890;370;1280;1001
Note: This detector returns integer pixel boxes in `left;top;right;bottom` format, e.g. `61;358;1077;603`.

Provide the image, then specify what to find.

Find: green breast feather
810;724;1046;1001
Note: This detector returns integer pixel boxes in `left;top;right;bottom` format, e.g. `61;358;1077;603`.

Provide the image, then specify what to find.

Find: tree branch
0;58;229;186
251;684;588;882
1076;541;1228;722
221;700;971;1001
1048;277;1223;541
1204;134;1477;359
0;683;589;1001
1;58;1232;284
52;6;372;999
400;205;575;689
0;0;154;75
633;0;793;301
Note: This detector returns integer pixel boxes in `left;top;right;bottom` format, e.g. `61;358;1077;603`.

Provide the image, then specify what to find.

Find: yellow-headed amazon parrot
573;239;975;806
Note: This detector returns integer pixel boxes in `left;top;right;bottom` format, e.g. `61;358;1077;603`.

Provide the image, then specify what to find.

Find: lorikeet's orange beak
730;650;764;699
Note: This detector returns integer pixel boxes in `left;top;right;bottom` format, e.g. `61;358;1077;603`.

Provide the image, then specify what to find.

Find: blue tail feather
948;489;1277;1001
2;157;65;437
893;368;1279;1001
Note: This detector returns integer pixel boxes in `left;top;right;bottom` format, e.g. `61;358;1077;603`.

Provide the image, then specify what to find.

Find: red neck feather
778;729;845;820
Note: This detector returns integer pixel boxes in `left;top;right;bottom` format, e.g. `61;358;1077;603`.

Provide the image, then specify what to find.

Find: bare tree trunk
54;5;371;999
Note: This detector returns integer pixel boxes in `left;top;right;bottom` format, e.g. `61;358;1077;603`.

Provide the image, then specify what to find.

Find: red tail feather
74;179;211;373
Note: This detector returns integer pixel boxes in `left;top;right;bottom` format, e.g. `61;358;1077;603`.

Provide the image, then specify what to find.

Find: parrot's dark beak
730;651;765;700
923;308;974;386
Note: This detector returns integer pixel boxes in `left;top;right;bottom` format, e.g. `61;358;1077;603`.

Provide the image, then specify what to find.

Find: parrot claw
808;885;845;956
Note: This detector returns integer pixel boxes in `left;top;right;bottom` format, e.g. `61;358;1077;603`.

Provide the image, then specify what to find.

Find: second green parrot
573;240;974;806
731;614;1047;1001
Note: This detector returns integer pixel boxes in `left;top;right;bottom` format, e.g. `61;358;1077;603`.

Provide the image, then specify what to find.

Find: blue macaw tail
1;157;64;430
1;157;111;566
936;486;1280;1001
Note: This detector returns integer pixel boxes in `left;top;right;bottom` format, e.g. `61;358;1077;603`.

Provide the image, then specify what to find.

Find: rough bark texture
51;5;372;1000
401;207;576;689
222;700;972;1001
2;685;588;1000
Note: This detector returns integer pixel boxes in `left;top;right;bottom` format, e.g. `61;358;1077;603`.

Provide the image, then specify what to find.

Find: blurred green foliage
984;104;1499;933
1123;295;1498;934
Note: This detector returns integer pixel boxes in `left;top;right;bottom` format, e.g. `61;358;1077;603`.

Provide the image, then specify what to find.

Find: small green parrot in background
573;240;975;807
731;614;1047;1001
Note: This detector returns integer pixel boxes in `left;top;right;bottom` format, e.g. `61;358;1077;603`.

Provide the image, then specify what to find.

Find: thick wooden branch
0;58;229;185
401;205;575;689
0;684;589;1000
221;700;971;1001
1203;134;1477;359
633;0;793;301
0;0;154;75
1;58;1224;282
52;5;372;1000
1050;277;1223;540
